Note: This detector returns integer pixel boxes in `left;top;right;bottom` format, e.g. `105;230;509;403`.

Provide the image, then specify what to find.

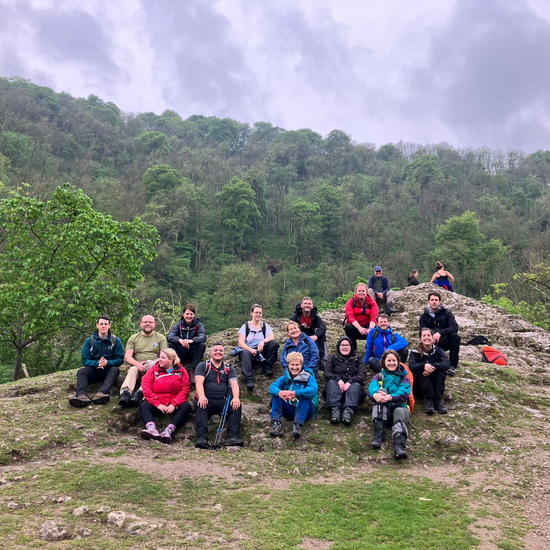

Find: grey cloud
140;0;268;120
403;0;550;151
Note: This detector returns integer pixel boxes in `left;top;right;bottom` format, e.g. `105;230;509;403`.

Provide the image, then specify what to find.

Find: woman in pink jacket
139;348;191;443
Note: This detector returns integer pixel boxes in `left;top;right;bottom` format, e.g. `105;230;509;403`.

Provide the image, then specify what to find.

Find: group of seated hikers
69;267;461;460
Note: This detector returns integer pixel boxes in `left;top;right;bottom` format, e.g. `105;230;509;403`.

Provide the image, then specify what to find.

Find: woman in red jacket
344;282;379;352
139;348;191;443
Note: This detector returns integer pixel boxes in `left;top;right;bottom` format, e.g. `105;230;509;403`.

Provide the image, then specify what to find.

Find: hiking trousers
75;366;119;396
239;340;280;382
412;369;446;400
169;341;206;371
343;324;368;352
195;397;242;441
437;332;461;368
325;380;365;410
271;395;313;425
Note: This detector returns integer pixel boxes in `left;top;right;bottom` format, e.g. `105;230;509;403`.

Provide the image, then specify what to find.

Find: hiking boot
246;380;255;392
393;433;408;459
195;438;209;449
225;437;244;447
141;425;160;440
342;407;354;426
330;407;341;424
118;389;132;408
371;420;386;449
91;392;110;405
69;395;91;408
270;420;284;437
129;388;143;407
386;302;399;314
292;423;303;439
159;429;173;444
261;368;273;377
434;399;448;414
424;398;435;415
447;366;456;377
318;359;327;372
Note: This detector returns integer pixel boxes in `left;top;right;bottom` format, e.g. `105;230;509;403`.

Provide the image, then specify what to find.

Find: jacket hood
381;364;407;378
336;336;354;358
425;304;446;316
285;367;312;382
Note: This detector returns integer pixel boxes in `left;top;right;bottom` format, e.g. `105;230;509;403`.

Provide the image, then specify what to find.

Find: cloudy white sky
1;0;550;152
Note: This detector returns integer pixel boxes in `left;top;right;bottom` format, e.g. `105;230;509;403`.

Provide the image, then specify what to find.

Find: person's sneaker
159;429;173;444
434;399;448;414
195;438;209;449
129;388;143;407
330;407;341;424
225;437;244;447
118;389;132;408
447;366;456;377
141;425;160;440
69;395;91;408
270;420;284;437
246;381;255;392
292;423;303;439
91;392;110;405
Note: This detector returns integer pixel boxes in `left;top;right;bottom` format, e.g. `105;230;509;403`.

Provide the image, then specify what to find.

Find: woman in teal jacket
269;352;318;439
368;350;412;459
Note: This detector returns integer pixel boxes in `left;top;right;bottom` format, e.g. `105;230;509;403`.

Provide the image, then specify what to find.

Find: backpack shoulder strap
262;322;267;338
245;322;250;338
370;327;379;354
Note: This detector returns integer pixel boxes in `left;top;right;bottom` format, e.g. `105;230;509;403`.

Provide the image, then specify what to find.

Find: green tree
0;184;159;380
434;211;509;296
134;131;170;156
217;177;261;255
142;164;187;198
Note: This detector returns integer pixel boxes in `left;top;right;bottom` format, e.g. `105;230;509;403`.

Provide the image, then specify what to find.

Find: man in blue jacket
69;315;124;407
368;266;398;314
364;314;408;373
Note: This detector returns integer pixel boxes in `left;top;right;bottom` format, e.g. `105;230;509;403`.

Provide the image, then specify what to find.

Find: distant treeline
1;75;549;339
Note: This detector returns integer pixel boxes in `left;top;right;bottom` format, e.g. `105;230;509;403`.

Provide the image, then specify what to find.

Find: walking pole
212;393;231;451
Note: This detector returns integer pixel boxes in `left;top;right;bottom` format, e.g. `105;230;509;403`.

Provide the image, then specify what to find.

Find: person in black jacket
290;297;327;368
324;336;366;426
408;327;450;414
418;291;461;376
167;304;207;381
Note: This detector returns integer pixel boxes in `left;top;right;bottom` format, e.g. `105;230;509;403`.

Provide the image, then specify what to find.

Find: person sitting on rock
139;348;191;443
195;343;243;449
280;321;319;377
419;291;461;376
324;337;366;426
368;266;398;314
430;261;454;292
344;282;379;352
166;304;207;384
69;315;124;407
236;304;280;391
118;315;168;408
408;327;450;415
290;296;327;369
407;269;420;286
269;352;318;439
369;350;412;459
364;314;409;373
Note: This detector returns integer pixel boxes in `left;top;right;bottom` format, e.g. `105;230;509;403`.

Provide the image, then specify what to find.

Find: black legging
139;400;192;429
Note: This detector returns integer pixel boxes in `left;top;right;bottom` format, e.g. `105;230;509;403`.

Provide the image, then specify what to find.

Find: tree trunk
12;344;24;381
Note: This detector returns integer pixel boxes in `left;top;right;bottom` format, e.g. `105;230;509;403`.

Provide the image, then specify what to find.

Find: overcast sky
1;0;550;152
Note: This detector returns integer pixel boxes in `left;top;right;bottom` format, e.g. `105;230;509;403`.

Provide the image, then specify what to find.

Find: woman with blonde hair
430;262;454;291
139;348;191;443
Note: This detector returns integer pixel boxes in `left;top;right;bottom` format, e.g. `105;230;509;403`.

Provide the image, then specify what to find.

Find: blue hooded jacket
280;332;319;376
364;326;408;363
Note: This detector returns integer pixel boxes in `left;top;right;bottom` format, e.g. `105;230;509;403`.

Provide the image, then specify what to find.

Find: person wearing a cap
368;266;398;315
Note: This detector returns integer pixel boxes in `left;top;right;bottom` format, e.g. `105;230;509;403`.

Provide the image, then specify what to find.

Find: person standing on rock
118;315;168;407
195;342;243;449
69;315;124;407
419;291;461;376
408;327;450;415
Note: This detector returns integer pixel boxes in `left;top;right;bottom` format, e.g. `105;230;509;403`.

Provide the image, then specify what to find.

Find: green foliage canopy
0;185;159;380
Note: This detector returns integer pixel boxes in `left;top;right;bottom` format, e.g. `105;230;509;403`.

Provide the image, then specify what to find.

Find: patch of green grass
222;478;477;549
